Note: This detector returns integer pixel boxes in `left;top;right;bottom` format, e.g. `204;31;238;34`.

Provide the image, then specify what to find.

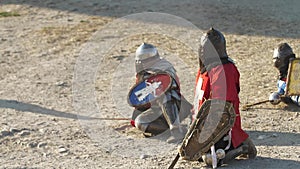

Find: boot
241;138;257;159
202;149;226;168
223;138;257;163
223;144;248;163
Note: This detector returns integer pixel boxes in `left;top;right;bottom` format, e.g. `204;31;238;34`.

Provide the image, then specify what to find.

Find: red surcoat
193;63;248;148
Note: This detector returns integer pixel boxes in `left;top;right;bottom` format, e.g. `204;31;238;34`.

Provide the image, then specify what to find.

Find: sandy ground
0;0;300;169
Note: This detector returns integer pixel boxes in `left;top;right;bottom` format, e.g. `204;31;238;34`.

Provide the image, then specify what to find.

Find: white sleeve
277;80;286;95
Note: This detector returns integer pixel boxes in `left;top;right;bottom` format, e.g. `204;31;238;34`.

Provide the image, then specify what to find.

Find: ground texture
0;1;300;169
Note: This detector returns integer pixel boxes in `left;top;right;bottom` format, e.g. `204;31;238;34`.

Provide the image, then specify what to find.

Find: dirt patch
0;1;299;168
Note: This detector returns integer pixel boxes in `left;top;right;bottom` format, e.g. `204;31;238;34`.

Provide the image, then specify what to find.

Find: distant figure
193;28;257;167
129;43;192;143
269;43;300;106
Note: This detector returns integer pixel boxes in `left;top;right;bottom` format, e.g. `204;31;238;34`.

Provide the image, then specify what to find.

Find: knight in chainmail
269;43;300;106
130;43;192;143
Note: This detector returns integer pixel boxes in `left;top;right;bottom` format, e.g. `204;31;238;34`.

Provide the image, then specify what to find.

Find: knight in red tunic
194;28;257;165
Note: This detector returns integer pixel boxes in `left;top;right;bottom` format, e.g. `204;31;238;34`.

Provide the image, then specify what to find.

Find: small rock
39;128;46;134
36;122;47;126
80;154;90;159
157;158;163;162
10;128;21;133
37;142;47;148
271;133;278;137
72;156;80;159
19;130;30;136
140;154;149;159
257;135;266;140
1;130;11;137
58;147;68;153
55;81;67;87
126;138;133;141
20;127;31;131
38;52;47;57
27;142;37;148
20;142;27;146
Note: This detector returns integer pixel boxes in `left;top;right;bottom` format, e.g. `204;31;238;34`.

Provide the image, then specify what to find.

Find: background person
269;43;300;106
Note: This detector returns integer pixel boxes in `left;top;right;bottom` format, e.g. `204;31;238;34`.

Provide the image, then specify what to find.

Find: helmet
135;43;159;62
198;28;228;72
135;43;160;73
200;27;228;59
273;43;294;60
273;43;295;79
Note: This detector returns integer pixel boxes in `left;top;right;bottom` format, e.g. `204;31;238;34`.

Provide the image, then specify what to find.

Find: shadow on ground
209;157;300;169
247;130;299;147
0;99;95;120
2;0;300;38
177;153;300;169
1;99;298;147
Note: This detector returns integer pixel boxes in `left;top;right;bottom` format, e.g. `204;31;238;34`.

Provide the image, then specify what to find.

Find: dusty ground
0;0;300;169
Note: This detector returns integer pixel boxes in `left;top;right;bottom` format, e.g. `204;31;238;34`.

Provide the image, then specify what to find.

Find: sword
168;153;180;169
241;100;269;111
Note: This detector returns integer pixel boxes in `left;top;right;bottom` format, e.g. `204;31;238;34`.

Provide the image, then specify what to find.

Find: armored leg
222;137;257;164
178;97;193;122
159;99;185;143
134;108;169;136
